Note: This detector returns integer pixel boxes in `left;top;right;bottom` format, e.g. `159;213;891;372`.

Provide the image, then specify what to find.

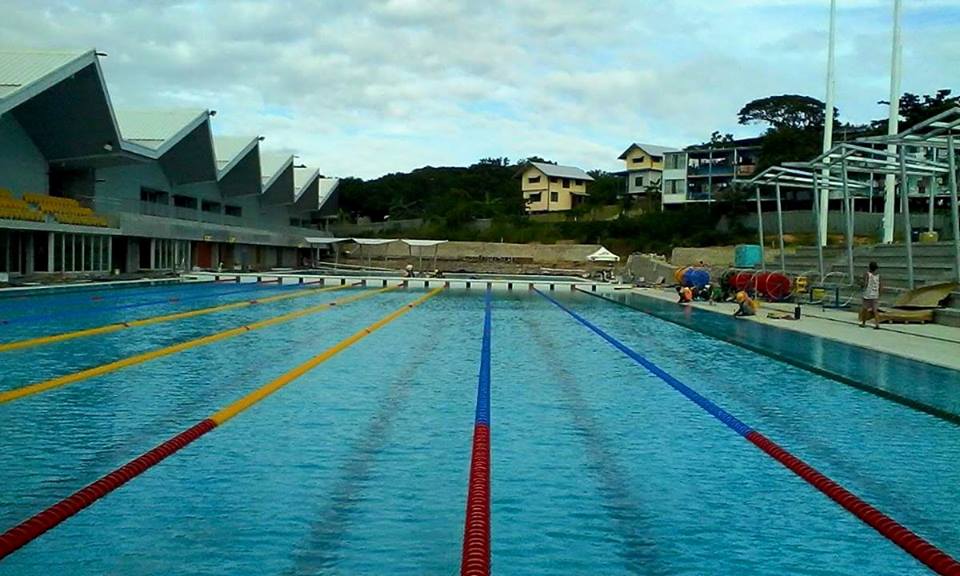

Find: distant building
617;143;678;196
661;138;762;208
518;162;594;213
0;48;338;277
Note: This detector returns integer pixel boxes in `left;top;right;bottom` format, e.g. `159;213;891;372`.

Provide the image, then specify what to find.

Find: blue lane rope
475;287;492;426
0;281;293;326
533;288;753;437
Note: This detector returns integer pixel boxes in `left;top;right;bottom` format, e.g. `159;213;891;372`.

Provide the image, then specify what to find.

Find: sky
3;0;959;179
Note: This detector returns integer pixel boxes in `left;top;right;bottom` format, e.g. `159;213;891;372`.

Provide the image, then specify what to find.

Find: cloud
2;0;958;178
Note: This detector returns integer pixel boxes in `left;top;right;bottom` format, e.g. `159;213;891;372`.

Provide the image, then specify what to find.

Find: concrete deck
631;287;960;372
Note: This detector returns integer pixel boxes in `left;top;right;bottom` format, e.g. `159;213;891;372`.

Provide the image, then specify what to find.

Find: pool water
0;283;958;575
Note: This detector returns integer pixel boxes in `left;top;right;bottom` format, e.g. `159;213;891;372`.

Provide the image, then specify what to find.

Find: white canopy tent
402;239;448;272
348;238;399;268
587;247;620;262
304;237;352;268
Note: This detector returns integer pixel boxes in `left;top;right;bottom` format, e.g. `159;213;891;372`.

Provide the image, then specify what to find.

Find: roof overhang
159;119;218;184
216;136;262;197
292;167;321;213
260;155;295;206
2;49;129;166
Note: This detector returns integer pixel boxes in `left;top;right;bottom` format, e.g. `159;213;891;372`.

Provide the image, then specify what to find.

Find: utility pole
882;0;903;243
819;0;837;246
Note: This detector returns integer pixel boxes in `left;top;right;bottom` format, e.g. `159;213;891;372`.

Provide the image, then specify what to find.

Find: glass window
562;178;570;189
65;234;74;271
84;236;91;271
528;176;541;184
53;233;63;272
0;231;8;272
102;236;110;271
550;191;559;202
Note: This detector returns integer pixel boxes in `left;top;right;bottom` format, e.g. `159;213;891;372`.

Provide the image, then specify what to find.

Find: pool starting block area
185;270;618;293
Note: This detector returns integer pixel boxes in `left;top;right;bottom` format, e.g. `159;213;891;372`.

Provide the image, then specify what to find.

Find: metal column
841;157;854;281
899;148;915;289
948;133;960;281
755;186;766;273
775;181;786;272
813;176;825;280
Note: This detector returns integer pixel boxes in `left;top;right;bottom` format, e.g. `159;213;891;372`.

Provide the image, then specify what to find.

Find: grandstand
0;49;338;277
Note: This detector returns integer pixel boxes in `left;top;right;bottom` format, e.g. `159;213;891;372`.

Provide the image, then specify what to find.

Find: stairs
780;242;960;327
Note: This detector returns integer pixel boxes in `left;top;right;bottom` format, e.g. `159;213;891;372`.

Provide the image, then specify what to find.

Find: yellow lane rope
0;286;397;405
210;287;444;425
0;283;351;354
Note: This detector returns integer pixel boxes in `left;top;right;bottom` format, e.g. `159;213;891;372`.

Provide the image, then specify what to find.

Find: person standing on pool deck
860;261;881;329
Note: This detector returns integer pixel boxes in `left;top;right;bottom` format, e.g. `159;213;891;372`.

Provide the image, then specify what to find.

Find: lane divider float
461;287;492;576
0;281;335;353
0;285;387;405
0;287;443;561
534;289;960;576
574;287;960;427
0;279;288;327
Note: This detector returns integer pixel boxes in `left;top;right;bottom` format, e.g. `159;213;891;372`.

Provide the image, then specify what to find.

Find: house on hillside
518;162;593;213
617;142;677;196
661;138;762;208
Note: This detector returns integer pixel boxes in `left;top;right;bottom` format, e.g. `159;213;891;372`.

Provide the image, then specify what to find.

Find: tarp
401;239;448;247
586;247;620;262
352;238;398;246
305;237;350;244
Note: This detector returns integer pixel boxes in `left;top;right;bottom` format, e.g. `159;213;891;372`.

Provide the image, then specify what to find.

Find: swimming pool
0;282;958;574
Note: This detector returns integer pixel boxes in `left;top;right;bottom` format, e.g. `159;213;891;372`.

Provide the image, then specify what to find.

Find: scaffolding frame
784;135;955;289
749;166;869;281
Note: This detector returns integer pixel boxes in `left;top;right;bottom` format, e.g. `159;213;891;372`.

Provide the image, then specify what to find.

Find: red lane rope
461;288;492;576
0;419;216;560
462;425;491;576
537;289;960;575
747;431;960;575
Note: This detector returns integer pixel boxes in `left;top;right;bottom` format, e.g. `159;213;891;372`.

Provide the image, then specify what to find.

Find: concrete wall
0;115;48;194
626;169;661;194
342;241;606;263
95;162;171;211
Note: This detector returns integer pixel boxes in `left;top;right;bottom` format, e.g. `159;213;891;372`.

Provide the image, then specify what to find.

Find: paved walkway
631;287;960;372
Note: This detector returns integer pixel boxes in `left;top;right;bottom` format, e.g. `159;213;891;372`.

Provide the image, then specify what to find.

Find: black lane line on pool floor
575;288;960;428
285;323;448;573
522;313;667;575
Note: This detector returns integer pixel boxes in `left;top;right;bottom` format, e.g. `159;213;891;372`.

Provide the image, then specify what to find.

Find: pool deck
628;287;960;372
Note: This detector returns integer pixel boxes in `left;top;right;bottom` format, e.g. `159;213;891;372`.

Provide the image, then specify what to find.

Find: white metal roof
260;153;294;187
617;142;679;160
293;166;320;201
317;178;339;209
528;162;594;181
213;136;259;178
115;109;207;154
0;48;91;102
